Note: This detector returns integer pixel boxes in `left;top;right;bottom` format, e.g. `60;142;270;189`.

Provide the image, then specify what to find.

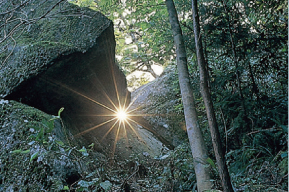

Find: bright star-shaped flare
116;108;128;121
46;71;160;159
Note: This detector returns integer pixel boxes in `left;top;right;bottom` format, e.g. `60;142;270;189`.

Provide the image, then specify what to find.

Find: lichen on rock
0;100;105;191
0;0;130;154
0;0;111;97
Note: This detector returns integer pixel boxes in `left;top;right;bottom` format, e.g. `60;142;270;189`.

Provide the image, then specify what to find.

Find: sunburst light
115;107;128;121
41;45;167;159
43;74;172;160
42;73;147;156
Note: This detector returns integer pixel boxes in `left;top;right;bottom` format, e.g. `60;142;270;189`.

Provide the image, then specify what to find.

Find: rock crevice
1;0;129;152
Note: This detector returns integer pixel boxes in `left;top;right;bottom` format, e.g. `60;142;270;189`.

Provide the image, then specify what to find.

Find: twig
247;127;282;135
29;0;66;22
0;0;30;15
0;21;24;44
1;36;16;67
135;3;166;9
119;163;139;191
277;174;288;185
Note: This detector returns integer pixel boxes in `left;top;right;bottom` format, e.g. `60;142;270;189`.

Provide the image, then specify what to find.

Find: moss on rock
0;100;105;191
0;0;111;97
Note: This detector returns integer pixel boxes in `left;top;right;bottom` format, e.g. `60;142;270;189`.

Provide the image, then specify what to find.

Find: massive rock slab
0;100;105;191
130;66;187;148
0;0;129;153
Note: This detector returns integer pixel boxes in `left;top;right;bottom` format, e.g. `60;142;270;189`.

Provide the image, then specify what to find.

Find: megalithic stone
0;0;130;153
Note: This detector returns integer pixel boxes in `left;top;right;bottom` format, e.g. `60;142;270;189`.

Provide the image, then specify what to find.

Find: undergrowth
0;100;287;191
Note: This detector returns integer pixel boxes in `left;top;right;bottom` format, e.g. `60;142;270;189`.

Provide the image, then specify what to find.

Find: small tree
166;0;212;191
191;0;234;191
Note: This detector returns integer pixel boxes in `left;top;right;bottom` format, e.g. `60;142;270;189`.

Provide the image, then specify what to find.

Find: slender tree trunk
221;0;248;117
165;0;212;191
248;59;260;101
146;64;159;78
222;1;251;139
191;0;234;192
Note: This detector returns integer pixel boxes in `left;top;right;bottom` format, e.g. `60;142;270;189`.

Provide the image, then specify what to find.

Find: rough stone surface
0;100;106;191
0;0;172;161
0;0;130;153
0;0;112;97
130;66;187;148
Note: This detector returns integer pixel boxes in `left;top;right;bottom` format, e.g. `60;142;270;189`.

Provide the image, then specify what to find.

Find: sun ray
123;89;129;108
78;114;121;117
74;117;117;137
63;86;117;113
121;120;129;146
41;71;171;153
126;92;143;111
112;71;121;109
125;101;156;114
101;119;119;142
124;84;156;113
103;34;122;112
126;105;143;114
126;113;168;117
107;51;124;113
125;118;143;142
88;70;119;110
116;107;128;121
41;77;117;114
127;116;174;150
111;122;121;160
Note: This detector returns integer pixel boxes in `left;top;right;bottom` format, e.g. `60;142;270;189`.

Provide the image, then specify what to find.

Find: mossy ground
0;100;197;191
0;100;287;191
0;100;105;191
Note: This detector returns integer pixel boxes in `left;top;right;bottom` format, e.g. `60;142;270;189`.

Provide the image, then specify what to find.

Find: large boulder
130;66;188;148
0;0;167;160
0;0;129;153
0;100;106;191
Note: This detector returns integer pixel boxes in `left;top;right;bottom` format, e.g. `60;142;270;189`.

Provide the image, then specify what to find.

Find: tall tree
165;0;212;191
191;0;234;191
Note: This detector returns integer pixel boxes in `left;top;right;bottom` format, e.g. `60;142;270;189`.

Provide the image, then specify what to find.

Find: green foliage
68;0;97;9
166;0;287;190
0;102;107;191
148;144;197;191
127;73;151;91
63;185;70;190
68;0;172;79
99;180;112;191
1;0;288;191
226;127;288;190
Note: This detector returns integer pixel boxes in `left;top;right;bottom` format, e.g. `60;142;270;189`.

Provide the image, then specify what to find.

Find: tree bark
165;0;212;191
191;0;234;192
248;61;260;101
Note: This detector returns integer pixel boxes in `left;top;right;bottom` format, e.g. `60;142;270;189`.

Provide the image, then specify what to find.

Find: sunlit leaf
30;152;39;162
10;149;22;154
206;157;217;169
21;149;31;154
100;180;112;190
58;107;64;117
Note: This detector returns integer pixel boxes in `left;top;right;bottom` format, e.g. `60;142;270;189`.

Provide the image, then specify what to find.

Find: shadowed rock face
6;24;130;151
0;1;130;152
